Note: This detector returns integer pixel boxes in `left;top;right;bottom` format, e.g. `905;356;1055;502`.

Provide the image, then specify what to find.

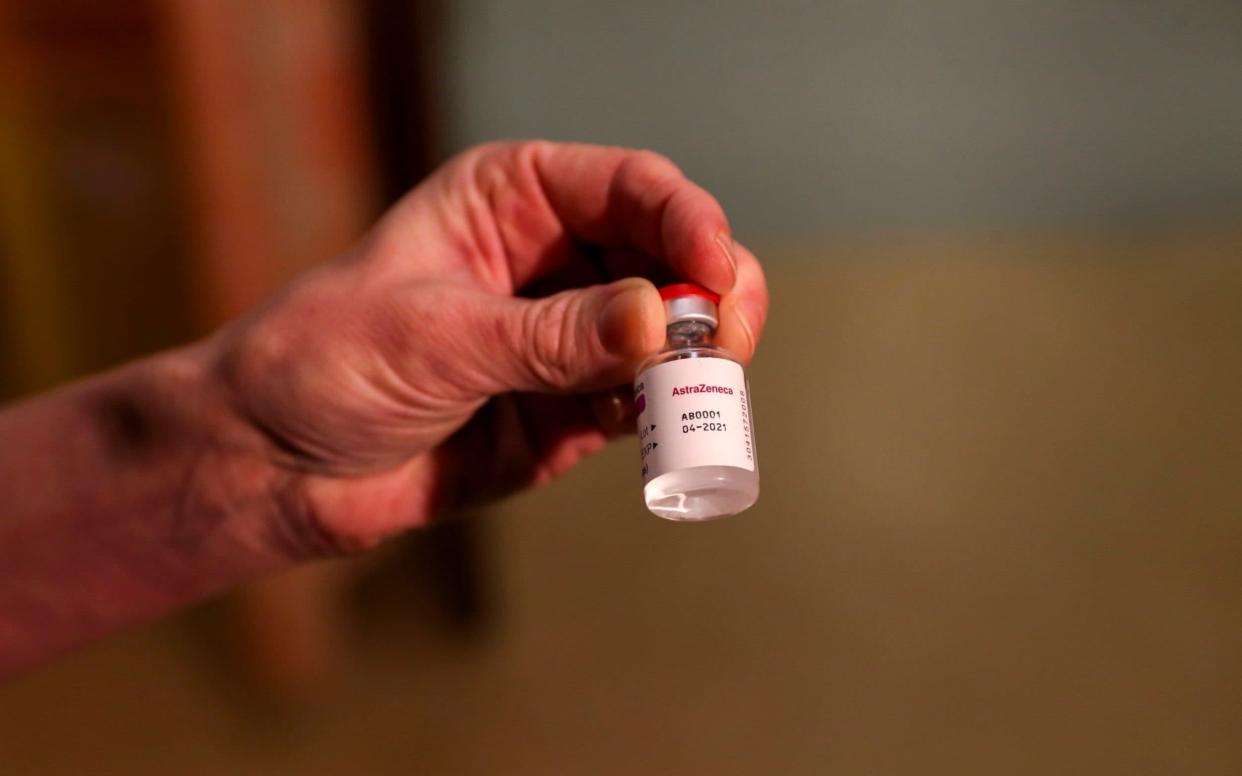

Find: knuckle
511;138;553;165
474;147;515;192
628;149;682;180
449;140;510;169
225;317;294;395
475;141;548;200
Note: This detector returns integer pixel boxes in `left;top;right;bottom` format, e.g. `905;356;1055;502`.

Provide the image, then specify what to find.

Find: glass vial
634;283;759;521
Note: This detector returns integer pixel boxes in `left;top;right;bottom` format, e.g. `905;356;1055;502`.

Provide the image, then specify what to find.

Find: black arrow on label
652;442;658;449
650;425;656;432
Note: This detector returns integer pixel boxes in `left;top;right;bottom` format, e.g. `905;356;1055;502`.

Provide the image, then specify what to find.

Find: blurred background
2;1;1241;773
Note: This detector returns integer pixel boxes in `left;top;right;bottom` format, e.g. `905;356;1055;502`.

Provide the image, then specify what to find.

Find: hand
206;141;769;555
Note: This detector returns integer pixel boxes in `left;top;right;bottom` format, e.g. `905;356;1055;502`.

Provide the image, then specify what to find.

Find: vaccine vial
634;283;759;521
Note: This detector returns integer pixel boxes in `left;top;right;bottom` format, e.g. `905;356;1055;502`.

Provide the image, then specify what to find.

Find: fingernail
733;304;756;357
598;280;653;357
715;232;738;289
591;386;636;435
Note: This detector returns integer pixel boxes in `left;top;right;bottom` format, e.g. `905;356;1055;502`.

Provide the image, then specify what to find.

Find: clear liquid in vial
644;465;760;521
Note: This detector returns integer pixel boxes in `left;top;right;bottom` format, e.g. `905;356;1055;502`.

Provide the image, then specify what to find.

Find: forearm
0;341;293;677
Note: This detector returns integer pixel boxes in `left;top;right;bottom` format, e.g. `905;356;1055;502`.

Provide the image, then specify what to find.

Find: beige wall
4;235;1241;774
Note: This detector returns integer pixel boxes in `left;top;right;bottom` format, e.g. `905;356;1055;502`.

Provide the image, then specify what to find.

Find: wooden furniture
0;0;483;698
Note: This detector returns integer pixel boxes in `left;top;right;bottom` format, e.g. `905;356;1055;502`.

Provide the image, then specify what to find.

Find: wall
443;1;1242;240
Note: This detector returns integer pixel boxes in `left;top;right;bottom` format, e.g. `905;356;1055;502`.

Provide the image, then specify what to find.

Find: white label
634;356;756;483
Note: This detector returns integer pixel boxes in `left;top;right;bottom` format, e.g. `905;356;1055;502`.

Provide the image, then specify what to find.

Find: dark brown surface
2;233;1240;774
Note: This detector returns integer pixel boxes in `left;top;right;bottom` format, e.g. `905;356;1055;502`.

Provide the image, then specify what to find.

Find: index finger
529;142;738;295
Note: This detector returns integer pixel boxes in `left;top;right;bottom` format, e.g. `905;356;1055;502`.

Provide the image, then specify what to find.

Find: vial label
634;356;756;484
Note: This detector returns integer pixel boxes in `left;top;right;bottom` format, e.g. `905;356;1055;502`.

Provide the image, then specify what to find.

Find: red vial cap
659;282;720;305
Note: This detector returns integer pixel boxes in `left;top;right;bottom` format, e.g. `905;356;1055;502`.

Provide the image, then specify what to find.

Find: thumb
463;277;665;394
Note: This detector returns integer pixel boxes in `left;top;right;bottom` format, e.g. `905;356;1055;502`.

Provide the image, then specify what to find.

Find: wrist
99;339;305;571
180;335;373;562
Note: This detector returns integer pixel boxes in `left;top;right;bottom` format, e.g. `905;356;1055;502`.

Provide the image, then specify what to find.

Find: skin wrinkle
553;291;590;388
386;285;470;404
172;449;226;556
365;351;456;434
356;292;451;419
518;295;568;391
172;446;296;566
390;308;484;410
425;330;496;408
223;280;411;473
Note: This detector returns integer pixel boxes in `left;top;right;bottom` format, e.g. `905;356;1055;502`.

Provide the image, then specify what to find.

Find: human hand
206;141;768;555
